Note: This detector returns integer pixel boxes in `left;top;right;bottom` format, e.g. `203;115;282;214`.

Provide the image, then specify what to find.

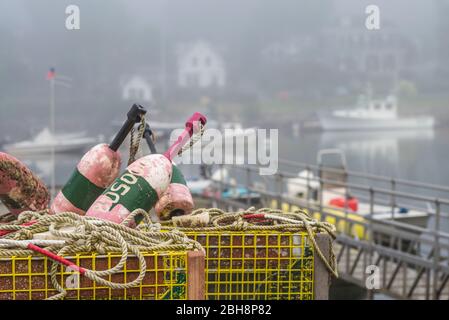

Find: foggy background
1;2;448;301
0;0;449;186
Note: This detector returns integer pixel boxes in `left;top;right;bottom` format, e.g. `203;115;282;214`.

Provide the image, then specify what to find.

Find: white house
121;75;153;102
177;41;226;88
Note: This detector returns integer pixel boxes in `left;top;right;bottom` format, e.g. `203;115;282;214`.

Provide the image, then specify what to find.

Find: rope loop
128;115;146;165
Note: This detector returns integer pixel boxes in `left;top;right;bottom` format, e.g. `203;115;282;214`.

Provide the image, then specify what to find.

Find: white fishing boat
2;127;98;156
318;95;434;131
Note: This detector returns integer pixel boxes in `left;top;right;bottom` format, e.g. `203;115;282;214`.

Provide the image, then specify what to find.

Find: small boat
186;166;261;205
187;166;228;196
2;127;98;156
318;95;434;131
283;149;432;229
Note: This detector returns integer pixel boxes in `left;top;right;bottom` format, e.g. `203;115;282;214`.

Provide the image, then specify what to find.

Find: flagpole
49;74;56;199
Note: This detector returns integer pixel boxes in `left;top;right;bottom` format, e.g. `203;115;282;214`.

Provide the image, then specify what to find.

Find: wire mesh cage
0;251;203;300
184;231;316;300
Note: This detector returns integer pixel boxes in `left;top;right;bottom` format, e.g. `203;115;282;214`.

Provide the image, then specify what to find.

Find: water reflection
319;130;435;177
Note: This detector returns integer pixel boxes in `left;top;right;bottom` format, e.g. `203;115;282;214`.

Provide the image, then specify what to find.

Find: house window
186;73;199;87
366;55;380;73
211;74;219;87
128;88;137;99
138;89;144;100
384;54;396;71
205;56;211;67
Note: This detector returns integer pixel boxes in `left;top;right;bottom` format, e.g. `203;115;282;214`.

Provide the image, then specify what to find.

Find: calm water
4;127;449;196
281;128;449;188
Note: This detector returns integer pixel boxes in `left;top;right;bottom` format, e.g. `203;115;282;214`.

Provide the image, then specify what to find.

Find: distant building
177;41;226;88
121;75;153;102
320;18;414;83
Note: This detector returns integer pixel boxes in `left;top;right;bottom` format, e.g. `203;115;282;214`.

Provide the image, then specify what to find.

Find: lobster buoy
86;112;207;227
51;104;146;215
142;127;194;221
0;152;50;214
155;164;194;220
86;154;172;226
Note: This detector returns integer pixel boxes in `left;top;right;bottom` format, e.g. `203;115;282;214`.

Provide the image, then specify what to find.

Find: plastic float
155;164;194;220
86;112;207;226
51;104;147;215
142;123;195;221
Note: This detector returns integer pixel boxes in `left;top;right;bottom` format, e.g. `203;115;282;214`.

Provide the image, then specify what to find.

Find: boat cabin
333;95;398;120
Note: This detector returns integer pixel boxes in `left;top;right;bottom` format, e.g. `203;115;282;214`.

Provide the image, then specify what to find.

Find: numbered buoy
155;164;194;220
86;112;207;226
141;125;194;221
0;152;50;214
51;104;146;215
86;154;172;226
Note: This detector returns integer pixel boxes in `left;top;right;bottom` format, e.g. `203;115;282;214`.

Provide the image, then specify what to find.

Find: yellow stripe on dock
270;200;367;239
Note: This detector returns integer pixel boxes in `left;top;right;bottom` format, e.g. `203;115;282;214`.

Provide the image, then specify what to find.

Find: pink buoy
86;112;206;226
50;104;146;215
155;164;194;220
0;152;50;214
50;144;121;215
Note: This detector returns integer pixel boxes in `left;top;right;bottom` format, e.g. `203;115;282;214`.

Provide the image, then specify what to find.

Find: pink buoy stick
163;112;207;162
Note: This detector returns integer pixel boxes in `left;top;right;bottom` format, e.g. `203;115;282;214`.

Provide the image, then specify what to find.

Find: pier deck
195;160;449;300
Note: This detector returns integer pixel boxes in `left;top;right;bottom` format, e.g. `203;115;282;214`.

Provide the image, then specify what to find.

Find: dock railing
205;161;449;299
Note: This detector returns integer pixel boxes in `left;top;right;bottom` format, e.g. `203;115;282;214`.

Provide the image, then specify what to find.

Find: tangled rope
160;207;338;278
0;209;202;300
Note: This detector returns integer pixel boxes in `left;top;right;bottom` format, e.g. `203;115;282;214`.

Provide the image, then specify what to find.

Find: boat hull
319;114;435;131
3;142;92;156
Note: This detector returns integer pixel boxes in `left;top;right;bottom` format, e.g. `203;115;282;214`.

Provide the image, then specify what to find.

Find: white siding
122;76;153;102
178;41;226;88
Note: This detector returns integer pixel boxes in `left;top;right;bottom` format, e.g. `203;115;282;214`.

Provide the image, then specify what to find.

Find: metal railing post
367;187;375;300
276;173;283;210
219;163;224;196
432;198;441;300
306;165;310;210
343;168;351;277
344;169;350;236
318;164;323;216
391;178;396;219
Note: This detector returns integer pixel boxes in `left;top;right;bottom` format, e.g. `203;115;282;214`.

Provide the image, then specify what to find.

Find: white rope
0;239;66;248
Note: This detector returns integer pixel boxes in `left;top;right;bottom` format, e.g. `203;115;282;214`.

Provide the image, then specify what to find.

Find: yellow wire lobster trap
183;230;329;300
0;251;204;300
161;207;337;300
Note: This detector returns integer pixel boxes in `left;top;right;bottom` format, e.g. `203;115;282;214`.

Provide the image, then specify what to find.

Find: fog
0;0;448;137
